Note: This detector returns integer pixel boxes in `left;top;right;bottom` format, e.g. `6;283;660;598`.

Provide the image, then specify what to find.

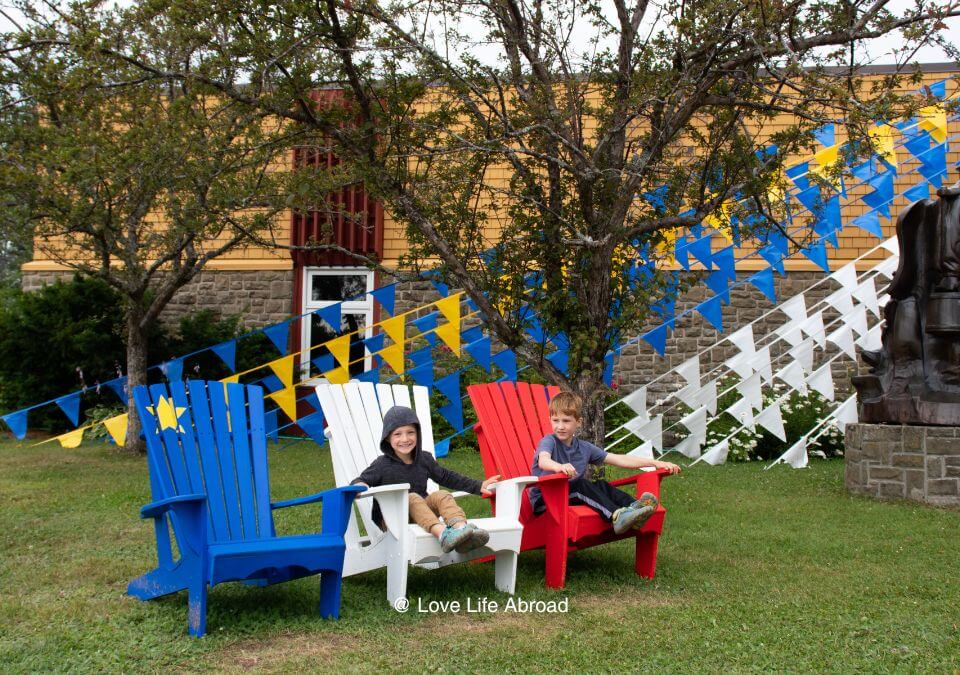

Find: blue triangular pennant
643;184;669;211
696;295;724;332
408;346;433;368
795;185;821;213
265;409;279;442
546;349;569;376
304;391;322;414
411;311;439;347
713;246;736;281
434;437;451;458
356;368;380;384
104;377;128;403
297;410;326;446
312;353;336;373
902;124;930;160
674;235;690;270
641;323;668;356
904;182;931;202
263;322;290;354
814;124;835;147
438;398;465;432
687;235;714;269
651;295;676;330
705;270;731;304
430;279;451;297
748;268;777;303
163;358;184;382
370;285;396;315
850;158;877;182
526;316;547;343
759;245;785;275
461;326;485;344
436;371;461;404
317;303;342;330
363;333;385;354
55;392;81;427
492;349;518;381
801;239;831;271
917;144;947;186
2;409;28;440
785;163;810;190
768;230;789;256
211;341;237;372
929;80;947;99
851;210;884;239
408;362;434;390
465;336;492;372
602;353;615;386
257;374;284;393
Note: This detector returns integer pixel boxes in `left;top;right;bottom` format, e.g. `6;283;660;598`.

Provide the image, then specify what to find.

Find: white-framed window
301;267;375;380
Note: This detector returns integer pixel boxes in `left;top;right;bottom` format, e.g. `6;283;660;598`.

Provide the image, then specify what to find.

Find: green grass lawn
1;438;959;672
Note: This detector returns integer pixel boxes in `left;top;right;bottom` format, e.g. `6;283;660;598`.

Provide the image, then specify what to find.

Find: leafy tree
0;6;300;449
9;0;960;441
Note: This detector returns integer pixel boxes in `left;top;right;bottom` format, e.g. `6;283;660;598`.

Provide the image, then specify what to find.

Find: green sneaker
454;523;491;554
440;524;473;553
612;505;654;535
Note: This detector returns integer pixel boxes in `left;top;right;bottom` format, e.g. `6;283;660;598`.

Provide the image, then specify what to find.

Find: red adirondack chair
467;381;670;589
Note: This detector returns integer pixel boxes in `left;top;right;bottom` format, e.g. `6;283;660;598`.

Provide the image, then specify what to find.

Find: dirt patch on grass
209;630;361;672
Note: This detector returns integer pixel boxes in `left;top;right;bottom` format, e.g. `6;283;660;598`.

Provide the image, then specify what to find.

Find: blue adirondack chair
128;380;364;637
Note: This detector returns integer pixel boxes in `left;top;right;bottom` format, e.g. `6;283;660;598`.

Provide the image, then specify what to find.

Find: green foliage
0;276;127;429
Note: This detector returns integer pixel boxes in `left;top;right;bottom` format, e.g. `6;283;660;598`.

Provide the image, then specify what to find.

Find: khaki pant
408;491;467;532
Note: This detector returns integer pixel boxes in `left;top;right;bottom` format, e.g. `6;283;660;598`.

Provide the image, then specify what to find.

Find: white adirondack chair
315;381;536;603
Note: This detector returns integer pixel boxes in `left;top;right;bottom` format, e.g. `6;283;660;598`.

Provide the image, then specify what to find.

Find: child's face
388;424;418;460
550;412;581;443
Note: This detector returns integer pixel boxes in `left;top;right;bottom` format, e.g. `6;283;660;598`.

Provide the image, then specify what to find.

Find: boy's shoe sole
631;492;660;528
612;505;655;535
440;525;473;553
454;524;491;554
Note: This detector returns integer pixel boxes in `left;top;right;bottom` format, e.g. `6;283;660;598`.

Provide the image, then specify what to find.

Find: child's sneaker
440;524;473;553
629;492;659;529
454;523;491;554
612;505;655;535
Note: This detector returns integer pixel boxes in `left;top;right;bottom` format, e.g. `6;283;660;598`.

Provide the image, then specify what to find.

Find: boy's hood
379;405;422;460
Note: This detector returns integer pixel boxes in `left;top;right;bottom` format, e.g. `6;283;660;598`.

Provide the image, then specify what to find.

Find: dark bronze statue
854;181;960;425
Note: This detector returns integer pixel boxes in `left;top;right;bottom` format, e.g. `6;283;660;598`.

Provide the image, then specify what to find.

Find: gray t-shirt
528;434;607;509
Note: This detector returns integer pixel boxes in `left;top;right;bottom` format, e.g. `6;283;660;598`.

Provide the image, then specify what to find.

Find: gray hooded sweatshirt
350;405;482;498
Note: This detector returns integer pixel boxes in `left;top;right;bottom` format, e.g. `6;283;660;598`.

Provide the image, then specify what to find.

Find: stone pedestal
845;423;960;506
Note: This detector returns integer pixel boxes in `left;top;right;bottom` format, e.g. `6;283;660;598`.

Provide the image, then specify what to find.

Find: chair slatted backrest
467;382;560;479
317;381;438;534
134;380;274;544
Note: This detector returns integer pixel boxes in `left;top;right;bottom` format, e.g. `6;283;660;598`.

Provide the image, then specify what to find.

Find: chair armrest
536;473;570;525
450;490;471;499
140;493;206;519
355;483;411;499
484;476;538;519
271;484;366;510
608;468;669;498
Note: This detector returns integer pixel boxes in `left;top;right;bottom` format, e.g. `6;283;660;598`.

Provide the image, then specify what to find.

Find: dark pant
532;477;636;520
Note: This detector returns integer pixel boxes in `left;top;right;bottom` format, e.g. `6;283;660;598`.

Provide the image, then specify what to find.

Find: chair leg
494;550;518;595
544;527;568;589
385;557;409;606
319;570;343;620
635;531;659;579
187;579;208;638
127;566;187;601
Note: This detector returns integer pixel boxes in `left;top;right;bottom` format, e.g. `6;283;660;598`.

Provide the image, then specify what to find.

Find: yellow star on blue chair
146;396;187;433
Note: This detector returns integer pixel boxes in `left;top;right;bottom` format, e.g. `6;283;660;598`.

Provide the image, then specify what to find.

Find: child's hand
559;463;577;477
481;475;501;494
654;460;682;474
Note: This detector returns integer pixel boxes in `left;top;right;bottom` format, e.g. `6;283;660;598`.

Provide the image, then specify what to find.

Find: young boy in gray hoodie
351;405;500;553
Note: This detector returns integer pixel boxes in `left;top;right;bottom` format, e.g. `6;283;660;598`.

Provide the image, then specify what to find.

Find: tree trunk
124;304;149;454
573;372;607;446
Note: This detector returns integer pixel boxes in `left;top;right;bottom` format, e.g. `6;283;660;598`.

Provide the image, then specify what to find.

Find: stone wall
394;271;863;396
21;268;294;330
845;423;960;506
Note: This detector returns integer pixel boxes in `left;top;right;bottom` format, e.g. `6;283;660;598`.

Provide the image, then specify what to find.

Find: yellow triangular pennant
869;124;898;169
327;335;352;369
435;295;461;324
435;320;461;356
919;104;947;143
268;355;295;388
704;201;734;241
269;387;298;422
380;316;406;346
811;144;842;191
103;413;128;446
58;427;85;449
221;374;241;384
379;343;406;375
324;365;350;384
